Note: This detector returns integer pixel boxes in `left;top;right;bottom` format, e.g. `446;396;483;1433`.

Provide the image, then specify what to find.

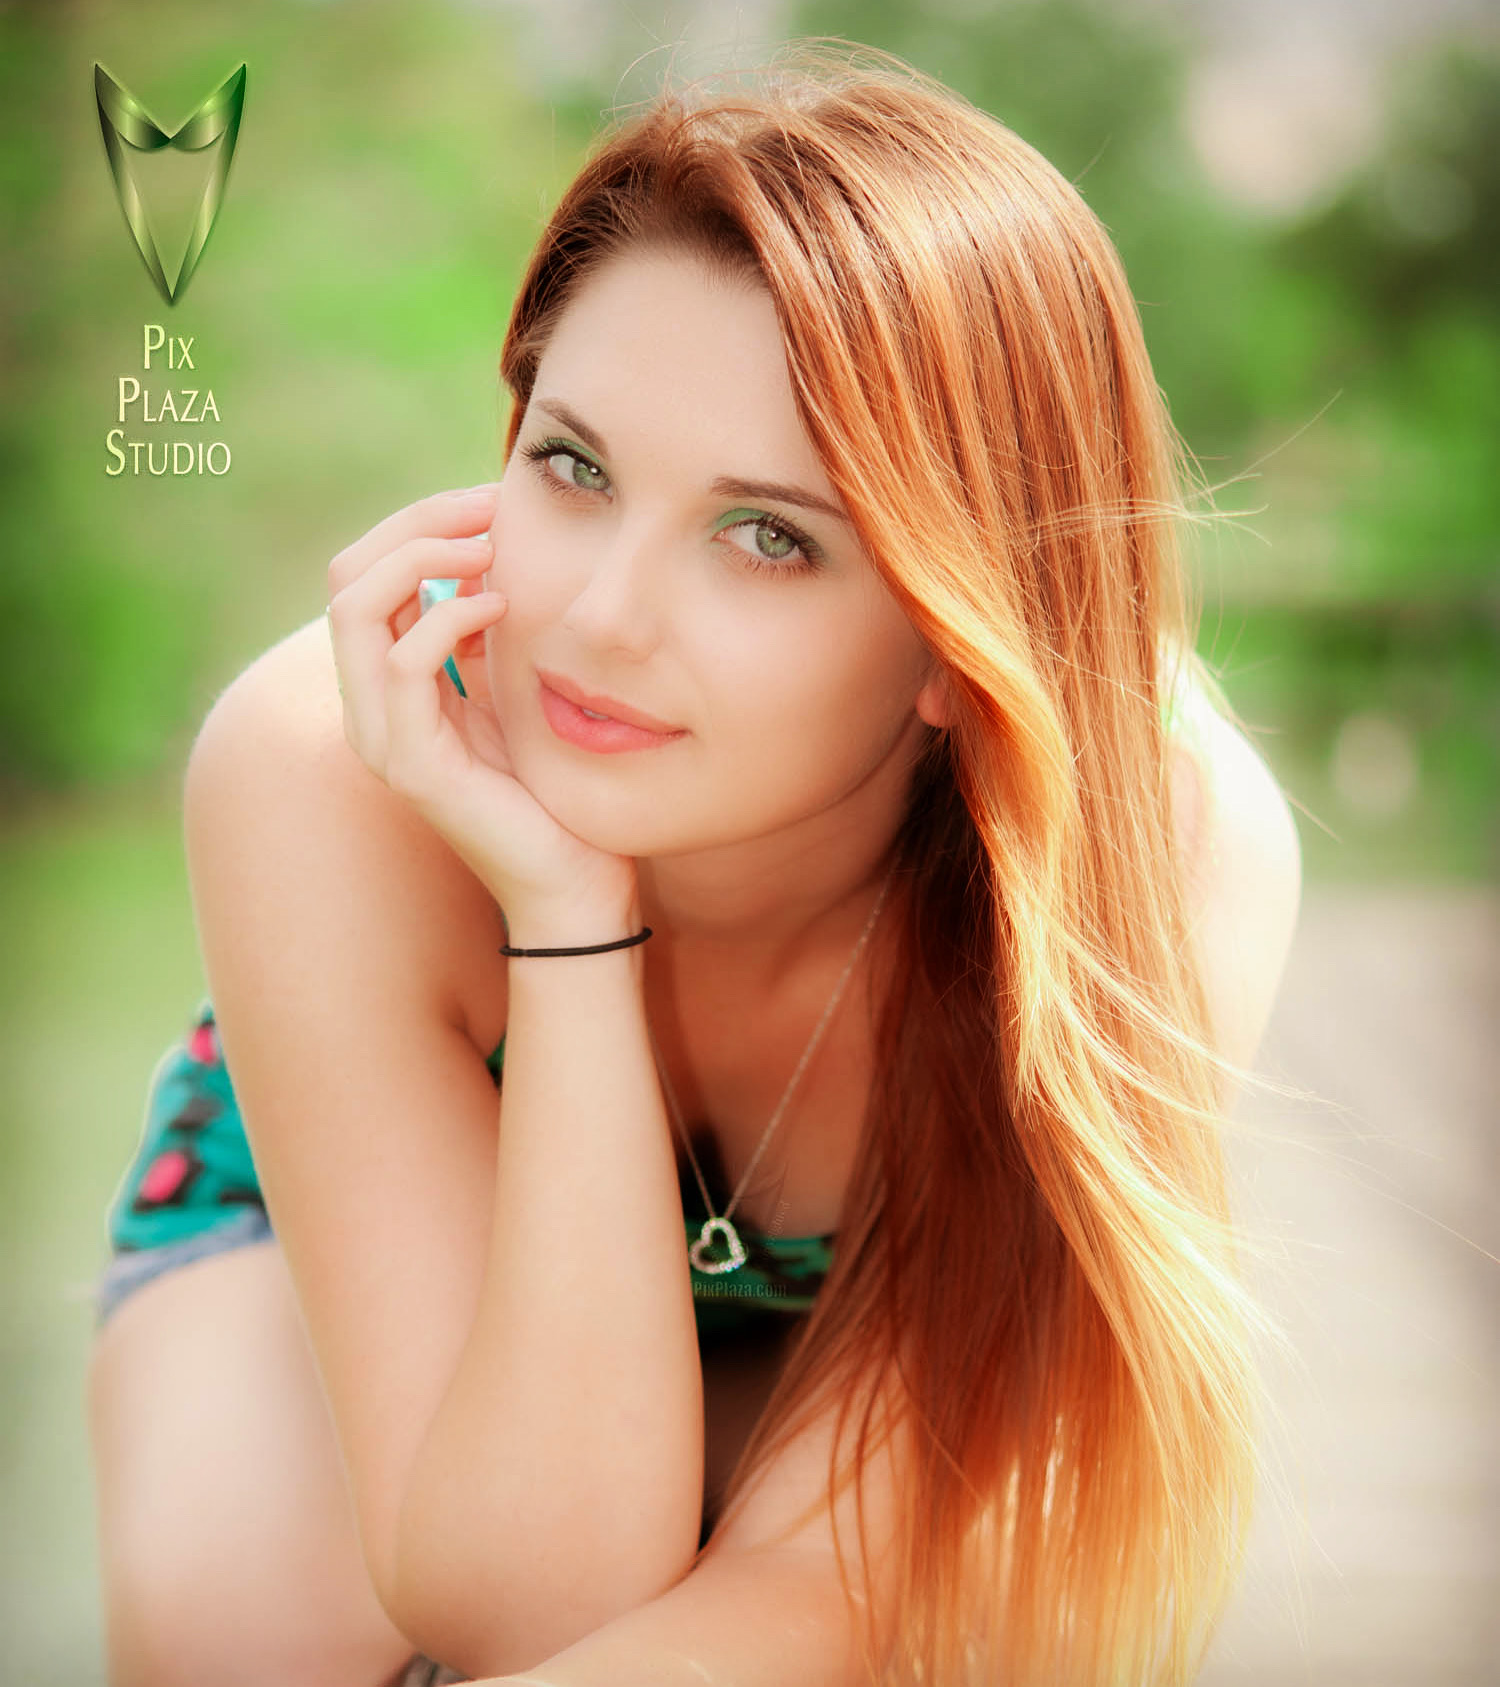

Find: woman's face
482;245;945;860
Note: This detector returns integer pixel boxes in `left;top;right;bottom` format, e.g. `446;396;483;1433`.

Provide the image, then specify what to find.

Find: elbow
385;1547;631;1682
386;1473;700;1678
383;1491;479;1675
384;1474;478;1671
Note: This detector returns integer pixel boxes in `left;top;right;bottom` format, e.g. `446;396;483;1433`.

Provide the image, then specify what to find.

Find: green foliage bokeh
0;0;591;797
787;0;1500;879
2;0;1496;875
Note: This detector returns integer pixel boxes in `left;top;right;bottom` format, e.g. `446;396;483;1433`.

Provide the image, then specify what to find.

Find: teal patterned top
106;1002;834;1344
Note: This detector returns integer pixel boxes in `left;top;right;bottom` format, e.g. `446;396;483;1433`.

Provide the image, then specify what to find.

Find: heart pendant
689;1216;748;1275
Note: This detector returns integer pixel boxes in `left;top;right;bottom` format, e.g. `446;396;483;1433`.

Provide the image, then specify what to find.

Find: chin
508;748;670;860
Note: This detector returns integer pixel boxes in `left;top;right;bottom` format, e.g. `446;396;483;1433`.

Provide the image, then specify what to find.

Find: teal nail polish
420;580;470;698
418;576;460;612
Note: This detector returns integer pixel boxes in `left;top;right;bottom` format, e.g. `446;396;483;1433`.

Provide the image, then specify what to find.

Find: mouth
536;668;687;754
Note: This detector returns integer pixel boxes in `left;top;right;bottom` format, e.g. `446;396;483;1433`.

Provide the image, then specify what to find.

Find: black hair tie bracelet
499;927;653;958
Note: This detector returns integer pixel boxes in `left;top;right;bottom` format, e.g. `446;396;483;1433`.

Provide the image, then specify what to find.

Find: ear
914;662;952;730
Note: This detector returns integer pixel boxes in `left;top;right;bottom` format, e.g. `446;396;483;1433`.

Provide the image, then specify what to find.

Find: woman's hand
325;484;639;940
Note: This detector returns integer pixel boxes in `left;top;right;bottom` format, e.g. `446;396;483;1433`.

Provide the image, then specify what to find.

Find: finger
326;485;498;598
382;591;509;796
333;530;493;636
328;531;493;729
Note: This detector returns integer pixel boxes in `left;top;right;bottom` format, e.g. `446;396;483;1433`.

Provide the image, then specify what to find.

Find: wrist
498;895;645;958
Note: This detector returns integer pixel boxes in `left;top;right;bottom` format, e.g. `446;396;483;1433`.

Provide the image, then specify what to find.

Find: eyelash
518;436;824;577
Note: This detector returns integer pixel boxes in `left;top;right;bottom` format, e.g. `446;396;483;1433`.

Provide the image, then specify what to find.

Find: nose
558;517;665;659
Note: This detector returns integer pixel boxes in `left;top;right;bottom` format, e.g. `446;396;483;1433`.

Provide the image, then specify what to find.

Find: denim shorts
93;1204;275;1328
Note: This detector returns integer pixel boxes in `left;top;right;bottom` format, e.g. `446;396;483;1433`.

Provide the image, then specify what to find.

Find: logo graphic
94;62;246;306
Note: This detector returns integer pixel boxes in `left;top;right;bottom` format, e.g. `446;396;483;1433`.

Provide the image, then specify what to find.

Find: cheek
485;511;571;636
484;501;536;598
480;541;550;698
489;474;567;573
712;625;921;775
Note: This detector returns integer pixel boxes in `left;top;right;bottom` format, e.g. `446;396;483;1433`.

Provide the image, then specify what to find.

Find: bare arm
396;936;706;1672
184;616;703;1674
465;1543;867;1687
460;1360;912;1686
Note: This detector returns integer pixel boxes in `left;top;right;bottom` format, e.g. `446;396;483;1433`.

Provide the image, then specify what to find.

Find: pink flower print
186;1018;219;1066
137;1148;196;1206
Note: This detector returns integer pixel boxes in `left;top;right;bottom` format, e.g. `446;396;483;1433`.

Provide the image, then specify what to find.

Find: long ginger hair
498;42;1267;1686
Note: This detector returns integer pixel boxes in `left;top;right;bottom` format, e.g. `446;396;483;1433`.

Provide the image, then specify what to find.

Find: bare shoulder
183;613;508;1054
1167;676;1303;1080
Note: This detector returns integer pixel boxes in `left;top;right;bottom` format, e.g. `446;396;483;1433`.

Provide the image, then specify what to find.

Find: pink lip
537;670;686;754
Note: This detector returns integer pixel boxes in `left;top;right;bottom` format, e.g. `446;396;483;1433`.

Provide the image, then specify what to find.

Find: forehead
534;247;808;443
548;243;773;347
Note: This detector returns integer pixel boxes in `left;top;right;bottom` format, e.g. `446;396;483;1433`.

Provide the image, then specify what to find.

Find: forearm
395;906;705;1671
466;1546;867;1687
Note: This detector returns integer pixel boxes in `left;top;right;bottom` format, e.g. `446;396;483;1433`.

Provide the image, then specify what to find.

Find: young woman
87;42;1302;1687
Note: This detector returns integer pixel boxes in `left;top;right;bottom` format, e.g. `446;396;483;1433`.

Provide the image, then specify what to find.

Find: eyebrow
531;398;853;526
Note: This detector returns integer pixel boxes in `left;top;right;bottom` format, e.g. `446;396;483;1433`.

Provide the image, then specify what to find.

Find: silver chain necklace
648;863;895;1276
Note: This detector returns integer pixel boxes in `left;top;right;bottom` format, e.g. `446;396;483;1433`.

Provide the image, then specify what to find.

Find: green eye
563;453;606;491
713;507;822;575
520;436;610;496
750;522;797;560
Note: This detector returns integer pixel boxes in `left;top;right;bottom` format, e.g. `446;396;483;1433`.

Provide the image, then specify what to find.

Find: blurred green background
2;1;1495;1682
